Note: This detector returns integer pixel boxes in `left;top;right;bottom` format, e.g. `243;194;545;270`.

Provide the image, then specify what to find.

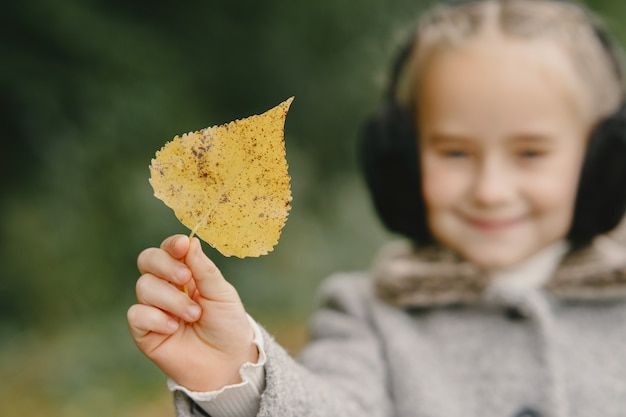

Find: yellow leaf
149;97;294;258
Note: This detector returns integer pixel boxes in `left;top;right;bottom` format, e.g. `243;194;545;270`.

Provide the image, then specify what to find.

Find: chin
460;248;527;272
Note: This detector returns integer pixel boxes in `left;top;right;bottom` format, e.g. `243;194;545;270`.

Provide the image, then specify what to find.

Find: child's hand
127;235;258;392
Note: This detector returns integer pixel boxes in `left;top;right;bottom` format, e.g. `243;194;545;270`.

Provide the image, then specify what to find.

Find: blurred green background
1;0;624;415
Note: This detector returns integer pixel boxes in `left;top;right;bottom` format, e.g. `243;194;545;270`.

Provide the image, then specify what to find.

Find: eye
517;149;546;159
441;149;469;158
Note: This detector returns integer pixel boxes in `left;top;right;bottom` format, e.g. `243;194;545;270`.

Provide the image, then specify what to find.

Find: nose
471;155;514;207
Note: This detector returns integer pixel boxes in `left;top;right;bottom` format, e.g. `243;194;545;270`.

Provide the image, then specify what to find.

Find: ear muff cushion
357;101;432;243
569;104;626;246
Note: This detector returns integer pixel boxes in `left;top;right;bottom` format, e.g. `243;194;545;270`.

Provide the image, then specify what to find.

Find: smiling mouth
464;216;525;232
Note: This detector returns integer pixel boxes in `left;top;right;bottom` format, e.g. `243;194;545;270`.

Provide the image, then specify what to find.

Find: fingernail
167;319;179;331
187;304;201;320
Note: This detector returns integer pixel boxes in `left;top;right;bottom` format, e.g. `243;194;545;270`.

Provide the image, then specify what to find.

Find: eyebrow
423;133;474;144
508;134;558;145
423;132;558;145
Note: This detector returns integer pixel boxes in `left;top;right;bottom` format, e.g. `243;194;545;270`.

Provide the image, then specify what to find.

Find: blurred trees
0;0;431;330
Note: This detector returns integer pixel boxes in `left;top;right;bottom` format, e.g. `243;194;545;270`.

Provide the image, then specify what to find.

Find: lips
464;216;525;232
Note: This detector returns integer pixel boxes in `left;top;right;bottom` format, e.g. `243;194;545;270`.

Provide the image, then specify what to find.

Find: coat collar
372;231;626;308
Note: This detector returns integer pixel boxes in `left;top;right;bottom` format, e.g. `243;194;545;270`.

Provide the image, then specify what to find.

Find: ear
357;101;433;244
568;103;626;246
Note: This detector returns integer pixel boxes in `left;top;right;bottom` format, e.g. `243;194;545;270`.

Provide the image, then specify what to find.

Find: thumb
185;238;240;302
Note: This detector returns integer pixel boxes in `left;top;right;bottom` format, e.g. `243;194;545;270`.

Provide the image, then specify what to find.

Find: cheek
526;159;582;219
421;156;469;210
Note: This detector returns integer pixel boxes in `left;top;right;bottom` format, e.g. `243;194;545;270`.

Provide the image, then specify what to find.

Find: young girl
127;1;626;416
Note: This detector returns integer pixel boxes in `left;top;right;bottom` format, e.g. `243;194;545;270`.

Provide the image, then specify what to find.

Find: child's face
417;35;591;271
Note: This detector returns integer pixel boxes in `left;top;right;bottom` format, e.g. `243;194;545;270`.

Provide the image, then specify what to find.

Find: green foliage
0;0;427;328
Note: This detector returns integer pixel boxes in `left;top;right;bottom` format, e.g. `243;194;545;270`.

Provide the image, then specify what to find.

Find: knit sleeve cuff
167;315;266;417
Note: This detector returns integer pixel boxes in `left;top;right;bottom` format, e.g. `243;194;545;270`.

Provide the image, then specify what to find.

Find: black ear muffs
358;100;431;244
359;97;626;247
358;20;626;247
568;103;626;247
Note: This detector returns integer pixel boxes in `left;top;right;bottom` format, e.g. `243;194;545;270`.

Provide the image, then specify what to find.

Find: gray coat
174;231;626;417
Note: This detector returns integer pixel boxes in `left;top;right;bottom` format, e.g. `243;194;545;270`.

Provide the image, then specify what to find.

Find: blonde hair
395;0;625;124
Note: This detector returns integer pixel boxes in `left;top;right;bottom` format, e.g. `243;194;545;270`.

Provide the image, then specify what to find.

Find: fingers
136;273;202;323
137;237;192;286
160;234;191;259
127;303;179;340
136;235;239;314
185;238;240;302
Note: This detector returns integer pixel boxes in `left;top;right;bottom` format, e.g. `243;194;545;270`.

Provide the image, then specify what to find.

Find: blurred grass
0;311;310;417
0;314;169;417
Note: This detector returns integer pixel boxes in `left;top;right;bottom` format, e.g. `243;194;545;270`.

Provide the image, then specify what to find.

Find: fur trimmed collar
372;233;626;308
